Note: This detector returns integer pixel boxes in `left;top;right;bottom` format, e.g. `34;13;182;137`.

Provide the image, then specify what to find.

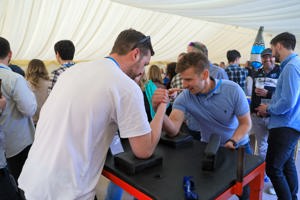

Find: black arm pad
202;134;221;171
204;134;221;156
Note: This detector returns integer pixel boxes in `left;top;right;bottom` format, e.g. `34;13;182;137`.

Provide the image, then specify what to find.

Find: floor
96;146;300;200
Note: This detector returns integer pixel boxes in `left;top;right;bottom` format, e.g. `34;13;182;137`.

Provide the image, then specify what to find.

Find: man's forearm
149;103;167;146
162;115;180;137
231;123;251;143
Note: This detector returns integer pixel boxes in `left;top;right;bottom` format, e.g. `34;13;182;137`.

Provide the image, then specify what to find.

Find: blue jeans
266;127;300;200
105;182;123;200
251;114;269;159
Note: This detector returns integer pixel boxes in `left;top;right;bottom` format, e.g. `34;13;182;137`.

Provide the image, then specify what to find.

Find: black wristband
226;139;237;148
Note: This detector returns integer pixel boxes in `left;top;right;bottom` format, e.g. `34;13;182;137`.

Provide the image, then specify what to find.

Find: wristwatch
226;139;237;148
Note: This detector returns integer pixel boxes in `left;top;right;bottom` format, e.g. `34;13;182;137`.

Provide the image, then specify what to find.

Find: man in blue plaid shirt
225;50;248;93
48;40;75;94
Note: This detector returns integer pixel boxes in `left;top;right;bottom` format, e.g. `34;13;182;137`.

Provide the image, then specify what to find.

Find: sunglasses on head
188;42;202;50
131;36;154;56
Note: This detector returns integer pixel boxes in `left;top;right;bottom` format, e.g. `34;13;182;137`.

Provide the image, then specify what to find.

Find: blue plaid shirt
225;64;248;92
48;62;75;94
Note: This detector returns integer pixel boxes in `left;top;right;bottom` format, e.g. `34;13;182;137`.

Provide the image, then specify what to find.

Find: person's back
0;37;36;182
0;96;23;200
48;40;75;94
225;49;248;92
20;59;146;199
26;59;49;125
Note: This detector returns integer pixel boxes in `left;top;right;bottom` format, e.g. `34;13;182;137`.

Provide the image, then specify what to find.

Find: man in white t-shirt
18;29;168;200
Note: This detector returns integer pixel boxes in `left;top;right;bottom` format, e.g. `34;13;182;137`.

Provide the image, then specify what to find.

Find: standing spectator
187;41;228;79
171;52;186;90
25;59;49;125
0;37;37;183
250;48;280;183
48;40;75;94
146;65;166;118
256;32;300;200
147;64;166;89
0;96;21;200
225;50;248;93
164;62;177;89
19;29;168;200
219;61;226;69
244;60;253;77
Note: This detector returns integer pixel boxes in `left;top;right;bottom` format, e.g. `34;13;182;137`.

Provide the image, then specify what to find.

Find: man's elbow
165;130;178;138
22;105;37;117
133;150;153;159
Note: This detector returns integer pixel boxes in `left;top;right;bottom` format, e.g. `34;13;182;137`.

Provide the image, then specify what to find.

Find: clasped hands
152;88;182;111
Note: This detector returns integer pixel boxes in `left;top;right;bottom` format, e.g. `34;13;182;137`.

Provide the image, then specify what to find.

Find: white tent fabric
1;0;299;64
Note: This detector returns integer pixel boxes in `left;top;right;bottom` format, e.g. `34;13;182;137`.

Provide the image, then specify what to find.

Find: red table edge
215;161;265;200
102;169;153;200
102;161;265;200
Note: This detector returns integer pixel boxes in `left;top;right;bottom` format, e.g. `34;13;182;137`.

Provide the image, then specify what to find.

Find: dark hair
110;29;154;56
165;62;177;89
166;62;177;77
54;40;75;60
270;32;296;50
176;52;209;74
226;50;241;63
0;37;11;59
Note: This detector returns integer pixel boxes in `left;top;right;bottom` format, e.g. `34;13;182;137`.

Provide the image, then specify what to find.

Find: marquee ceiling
1;0;299;64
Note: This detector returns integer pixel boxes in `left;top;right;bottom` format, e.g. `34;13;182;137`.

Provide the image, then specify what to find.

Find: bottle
250;26;265;69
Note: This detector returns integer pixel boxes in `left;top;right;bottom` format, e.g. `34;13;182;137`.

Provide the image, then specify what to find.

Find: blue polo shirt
173;79;250;146
268;53;300;131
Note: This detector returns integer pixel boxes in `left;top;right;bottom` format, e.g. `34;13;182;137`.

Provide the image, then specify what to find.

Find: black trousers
7;145;31;184
0;167;22;200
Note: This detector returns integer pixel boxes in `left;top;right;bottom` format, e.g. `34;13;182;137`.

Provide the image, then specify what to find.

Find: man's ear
8;51;12;59
202;69;209;79
56;52;61;63
131;48;140;62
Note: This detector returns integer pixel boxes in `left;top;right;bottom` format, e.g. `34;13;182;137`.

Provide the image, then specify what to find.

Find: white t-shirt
18;58;151;200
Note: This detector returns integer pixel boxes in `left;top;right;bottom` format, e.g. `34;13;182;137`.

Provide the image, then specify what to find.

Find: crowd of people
0;30;299;200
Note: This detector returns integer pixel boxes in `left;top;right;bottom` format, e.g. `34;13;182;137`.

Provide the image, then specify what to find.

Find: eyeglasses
131;36;154;56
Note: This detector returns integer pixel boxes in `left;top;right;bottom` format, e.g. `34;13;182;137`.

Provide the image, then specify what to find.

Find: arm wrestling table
102;139;265;200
